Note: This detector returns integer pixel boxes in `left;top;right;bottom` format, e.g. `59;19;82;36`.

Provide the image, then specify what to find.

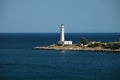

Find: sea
0;33;120;80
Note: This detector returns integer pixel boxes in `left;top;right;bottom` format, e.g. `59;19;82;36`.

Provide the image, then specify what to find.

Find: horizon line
0;32;120;34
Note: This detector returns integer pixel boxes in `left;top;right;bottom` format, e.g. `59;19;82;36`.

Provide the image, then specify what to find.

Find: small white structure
58;24;72;45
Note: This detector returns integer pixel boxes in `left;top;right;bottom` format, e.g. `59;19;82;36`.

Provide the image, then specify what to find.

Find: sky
0;0;120;33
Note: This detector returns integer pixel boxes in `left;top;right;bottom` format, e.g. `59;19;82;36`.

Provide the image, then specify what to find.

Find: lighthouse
58;24;72;45
60;24;65;42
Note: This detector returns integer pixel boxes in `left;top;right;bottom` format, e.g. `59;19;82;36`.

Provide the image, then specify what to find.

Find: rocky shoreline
32;46;120;53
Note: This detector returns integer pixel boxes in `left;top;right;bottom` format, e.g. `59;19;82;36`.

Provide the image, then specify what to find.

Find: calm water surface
0;33;120;80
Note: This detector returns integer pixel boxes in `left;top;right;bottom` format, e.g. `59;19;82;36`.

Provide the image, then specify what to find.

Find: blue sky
0;0;120;33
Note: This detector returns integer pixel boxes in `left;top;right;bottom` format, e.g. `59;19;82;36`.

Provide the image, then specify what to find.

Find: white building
58;24;72;45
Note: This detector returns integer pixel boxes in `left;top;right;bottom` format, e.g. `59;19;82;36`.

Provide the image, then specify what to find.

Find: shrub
81;37;88;45
103;42;120;49
88;43;101;48
76;42;81;47
117;38;120;42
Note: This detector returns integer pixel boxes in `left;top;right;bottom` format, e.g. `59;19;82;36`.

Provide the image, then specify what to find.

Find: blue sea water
0;33;120;80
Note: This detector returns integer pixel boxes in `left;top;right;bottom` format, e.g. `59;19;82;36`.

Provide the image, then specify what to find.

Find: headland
32;24;120;53
32;43;120;53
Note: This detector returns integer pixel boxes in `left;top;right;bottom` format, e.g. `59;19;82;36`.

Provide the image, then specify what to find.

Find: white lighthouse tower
60;24;65;42
58;24;72;45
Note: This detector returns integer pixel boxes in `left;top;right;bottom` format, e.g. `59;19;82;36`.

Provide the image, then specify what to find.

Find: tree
117;38;120;42
81;37;88;45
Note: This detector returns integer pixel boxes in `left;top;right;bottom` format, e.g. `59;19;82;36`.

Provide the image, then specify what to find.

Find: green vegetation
102;38;120;49
103;42;120;49
81;37;88;45
76;42;81;47
88;43;101;48
78;37;120;49
117;38;120;42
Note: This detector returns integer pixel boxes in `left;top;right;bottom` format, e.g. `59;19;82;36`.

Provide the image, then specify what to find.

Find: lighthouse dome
61;24;64;26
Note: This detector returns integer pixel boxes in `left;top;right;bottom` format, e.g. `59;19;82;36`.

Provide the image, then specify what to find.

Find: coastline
32;46;120;53
31;25;120;53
